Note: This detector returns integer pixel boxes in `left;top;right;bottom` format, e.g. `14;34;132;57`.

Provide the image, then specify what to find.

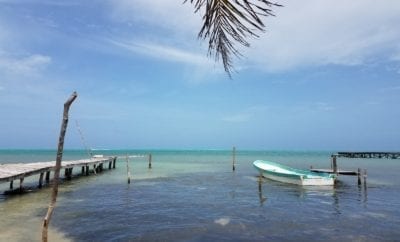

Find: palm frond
185;0;282;77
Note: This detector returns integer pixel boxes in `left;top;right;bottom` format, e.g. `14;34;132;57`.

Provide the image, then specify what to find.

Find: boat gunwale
253;160;335;180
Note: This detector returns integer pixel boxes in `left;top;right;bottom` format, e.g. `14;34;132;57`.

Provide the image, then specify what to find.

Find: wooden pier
0;156;117;191
335;152;400;159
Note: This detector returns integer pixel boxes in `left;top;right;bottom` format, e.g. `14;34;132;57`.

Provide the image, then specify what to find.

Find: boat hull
253;160;335;186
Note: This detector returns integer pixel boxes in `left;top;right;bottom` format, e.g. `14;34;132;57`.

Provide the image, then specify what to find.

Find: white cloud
109;39;212;67
221;105;271;123
0;54;52;75
222;113;252;123
245;0;400;72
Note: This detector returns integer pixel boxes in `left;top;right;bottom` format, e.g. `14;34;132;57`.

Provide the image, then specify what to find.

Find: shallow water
1;150;400;241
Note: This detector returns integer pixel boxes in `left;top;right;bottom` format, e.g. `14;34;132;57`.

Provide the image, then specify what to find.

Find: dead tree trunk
42;92;77;242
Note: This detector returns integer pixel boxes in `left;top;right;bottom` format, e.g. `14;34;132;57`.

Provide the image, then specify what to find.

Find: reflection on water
256;175;370;217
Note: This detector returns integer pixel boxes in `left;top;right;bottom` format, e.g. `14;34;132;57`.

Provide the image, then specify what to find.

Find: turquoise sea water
1;149;400;241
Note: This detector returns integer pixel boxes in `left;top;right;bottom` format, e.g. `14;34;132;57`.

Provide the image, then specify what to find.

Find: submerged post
148;154;152;169
357;168;361;185
42;91;77;242
232;146;236;171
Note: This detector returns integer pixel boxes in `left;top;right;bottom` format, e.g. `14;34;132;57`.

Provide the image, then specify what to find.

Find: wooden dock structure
0;156;117;191
335;152;400;159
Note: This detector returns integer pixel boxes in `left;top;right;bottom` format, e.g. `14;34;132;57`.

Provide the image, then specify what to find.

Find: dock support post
81;166;85;175
148;154;152;169
45;171;50;183
19;177;24;193
93;164;97;175
109;161;112;169
357;168;361;185
232;146;236;171
85;165;89;176
39;172;44;188
10;180;13;190
112;157;116;169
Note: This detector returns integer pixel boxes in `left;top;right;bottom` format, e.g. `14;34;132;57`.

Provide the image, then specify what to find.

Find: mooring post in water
357;168;361;185
332;155;338;174
85;165;89;176
9;180;13;190
126;155;132;184
42;91;77;242
232;146;236;171
148;154;152;169
363;169;367;185
113;157;116;169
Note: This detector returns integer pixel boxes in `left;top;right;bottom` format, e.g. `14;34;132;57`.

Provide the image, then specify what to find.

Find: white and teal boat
253;160;336;186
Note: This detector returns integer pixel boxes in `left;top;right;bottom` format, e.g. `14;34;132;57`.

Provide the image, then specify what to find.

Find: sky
0;0;400;150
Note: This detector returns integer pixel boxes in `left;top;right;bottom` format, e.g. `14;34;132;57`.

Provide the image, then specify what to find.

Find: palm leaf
185;0;282;77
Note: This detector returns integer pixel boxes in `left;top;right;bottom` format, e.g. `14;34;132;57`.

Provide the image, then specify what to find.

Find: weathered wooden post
45;171;50;183
85;165;89;176
126;155;132;184
39;172;44;188
363;169;367;185
42;91;77;242
357;168;361;185
81;166;85;175
332;155;338;174
9;180;13;190
112;157;116;168
148;154;152;169
19;177;24;193
232;146;236;171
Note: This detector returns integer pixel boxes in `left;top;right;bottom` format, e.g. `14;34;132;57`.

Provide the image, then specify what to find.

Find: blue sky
0;0;400;150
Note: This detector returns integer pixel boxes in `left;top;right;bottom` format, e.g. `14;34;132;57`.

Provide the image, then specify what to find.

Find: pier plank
0;157;116;184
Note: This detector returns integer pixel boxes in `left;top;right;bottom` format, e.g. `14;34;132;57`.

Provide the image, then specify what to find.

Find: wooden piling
108;161;112;169
85;165;89;176
126;155;132;184
113;157;116;169
10;180;13;190
39;172;44;188
45;171;50;182
357;168;361;185
19;177;24;193
363;169;367;185
332;156;338;175
232;146;236;171
81;166;85;175
148;154;152;169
